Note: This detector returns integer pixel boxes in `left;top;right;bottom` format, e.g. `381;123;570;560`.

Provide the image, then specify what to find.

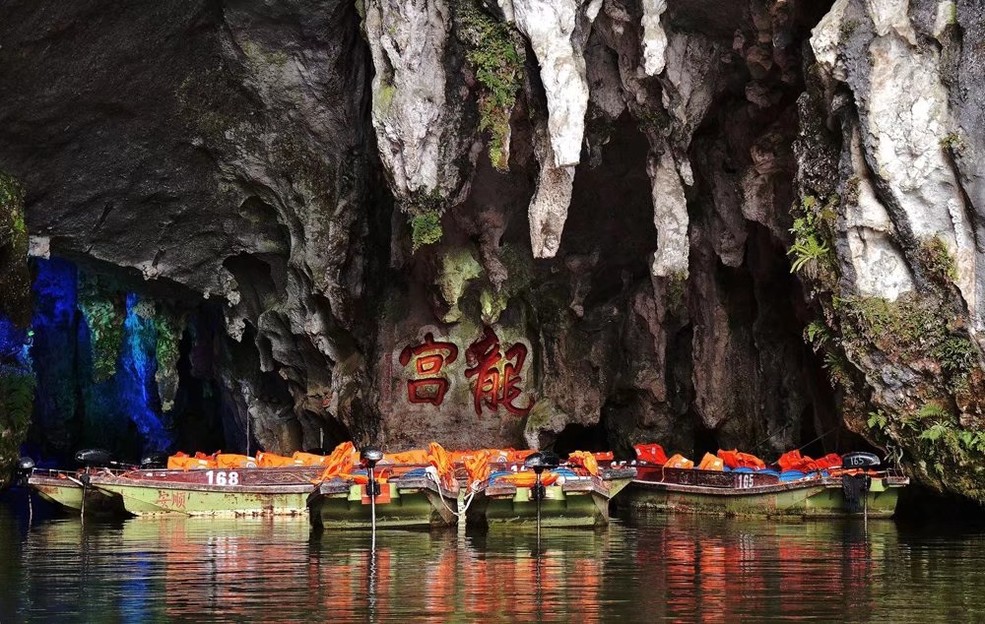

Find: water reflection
621;512;891;621
5;503;985;622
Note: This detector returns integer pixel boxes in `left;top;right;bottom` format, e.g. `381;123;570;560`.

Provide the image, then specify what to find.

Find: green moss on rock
78;276;125;382
0;370;34;487
454;0;524;171
0;171;32;328
154;308;185;412
437;248;483;322
410;211;443;251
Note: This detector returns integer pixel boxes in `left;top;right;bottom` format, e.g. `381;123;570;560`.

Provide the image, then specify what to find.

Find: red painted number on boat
737;474;754;489
206;471;239;486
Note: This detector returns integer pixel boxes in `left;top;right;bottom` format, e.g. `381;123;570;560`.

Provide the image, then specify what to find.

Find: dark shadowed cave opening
552;421;611;457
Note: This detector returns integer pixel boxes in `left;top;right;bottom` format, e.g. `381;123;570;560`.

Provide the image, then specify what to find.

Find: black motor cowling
75;448;113;467
842;452;881;469
140;453;168;469
14;457;35;485
524;452;560;473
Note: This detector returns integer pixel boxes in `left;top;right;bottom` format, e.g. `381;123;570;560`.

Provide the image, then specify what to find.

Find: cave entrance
692;424;720;460
551;421;610;457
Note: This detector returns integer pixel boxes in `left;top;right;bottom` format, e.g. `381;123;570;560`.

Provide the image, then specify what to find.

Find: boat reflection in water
621;511;894;621
10;508;985;622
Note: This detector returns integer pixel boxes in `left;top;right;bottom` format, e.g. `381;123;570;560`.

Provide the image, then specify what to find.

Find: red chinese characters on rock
398;332;459;406
465;326;533;417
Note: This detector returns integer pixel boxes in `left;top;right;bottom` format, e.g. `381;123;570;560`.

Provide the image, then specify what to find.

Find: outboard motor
523;452;560;503
842;452;881;469
140;453;168;469
75;448;114;468
15;457;35;485
841;452;880;514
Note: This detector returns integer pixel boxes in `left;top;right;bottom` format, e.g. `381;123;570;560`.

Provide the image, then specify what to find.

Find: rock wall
2;0;985;502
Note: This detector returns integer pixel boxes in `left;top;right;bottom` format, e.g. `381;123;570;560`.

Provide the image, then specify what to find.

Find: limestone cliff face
1;0;985;502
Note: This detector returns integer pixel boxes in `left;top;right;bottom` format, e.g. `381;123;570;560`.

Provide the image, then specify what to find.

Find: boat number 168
206;471;239;486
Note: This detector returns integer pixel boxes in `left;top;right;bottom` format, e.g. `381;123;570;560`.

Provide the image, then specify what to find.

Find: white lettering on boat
737;474;754;489
206;471;239;486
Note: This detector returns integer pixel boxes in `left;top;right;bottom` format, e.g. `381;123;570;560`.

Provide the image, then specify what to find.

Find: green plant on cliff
917;235;958;284
940;132;965;155
154;309;185;410
0;171;32;327
788;195;836;280
410;210;443;251
0;370;34;476
78;276;125;382
455;0;524;171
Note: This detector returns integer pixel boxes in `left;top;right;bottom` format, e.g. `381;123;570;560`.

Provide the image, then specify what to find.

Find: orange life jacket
664;454;694;469
697;453;724;471
635;443;669;465
717;449;766;470
501;471;559;487
215;454;256;469
567;451;600;476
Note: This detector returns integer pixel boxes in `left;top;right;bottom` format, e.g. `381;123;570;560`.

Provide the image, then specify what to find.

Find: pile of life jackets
166;443;617;490
167;451;257;470
632;442;844;475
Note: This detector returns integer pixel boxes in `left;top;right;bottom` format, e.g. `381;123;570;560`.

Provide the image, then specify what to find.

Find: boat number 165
206;471;239;486
736;474;754;489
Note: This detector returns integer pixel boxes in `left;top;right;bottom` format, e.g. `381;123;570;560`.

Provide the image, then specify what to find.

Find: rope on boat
426;471;480;518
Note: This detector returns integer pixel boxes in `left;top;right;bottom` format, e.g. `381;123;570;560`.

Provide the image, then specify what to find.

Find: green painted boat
465;467;637;528
308;475;458;530
88;467;321;516
624;465;908;519
27;470;126;515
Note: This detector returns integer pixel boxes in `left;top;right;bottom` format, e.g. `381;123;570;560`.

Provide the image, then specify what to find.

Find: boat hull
625;473;906;519
308;477;458;529
467;469;636;528
90;476;313;517
27;472;125;515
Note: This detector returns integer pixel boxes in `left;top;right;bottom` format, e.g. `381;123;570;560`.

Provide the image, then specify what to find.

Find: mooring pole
361;447;383;553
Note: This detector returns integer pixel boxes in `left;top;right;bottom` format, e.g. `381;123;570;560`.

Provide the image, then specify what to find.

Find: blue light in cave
32;258;78;329
0;315;30;368
119;293;173;453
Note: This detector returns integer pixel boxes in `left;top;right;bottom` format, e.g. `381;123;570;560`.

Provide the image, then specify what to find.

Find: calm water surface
1;495;983;622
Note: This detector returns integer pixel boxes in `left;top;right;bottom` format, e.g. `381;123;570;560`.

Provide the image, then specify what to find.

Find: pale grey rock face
365;0;477;205
499;0;602;258
640;0;668;76
811;0;977;321
499;0;598;168
843;127;914;300
648;149;688;278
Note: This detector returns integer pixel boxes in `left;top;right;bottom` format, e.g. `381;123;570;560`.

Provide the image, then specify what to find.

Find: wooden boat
465;462;637;528
624;453;908;519
307;468;460;530
87;466;323;516
26;468;126;515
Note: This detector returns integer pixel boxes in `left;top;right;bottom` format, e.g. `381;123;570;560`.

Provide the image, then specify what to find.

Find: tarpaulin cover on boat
634;443;669;465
